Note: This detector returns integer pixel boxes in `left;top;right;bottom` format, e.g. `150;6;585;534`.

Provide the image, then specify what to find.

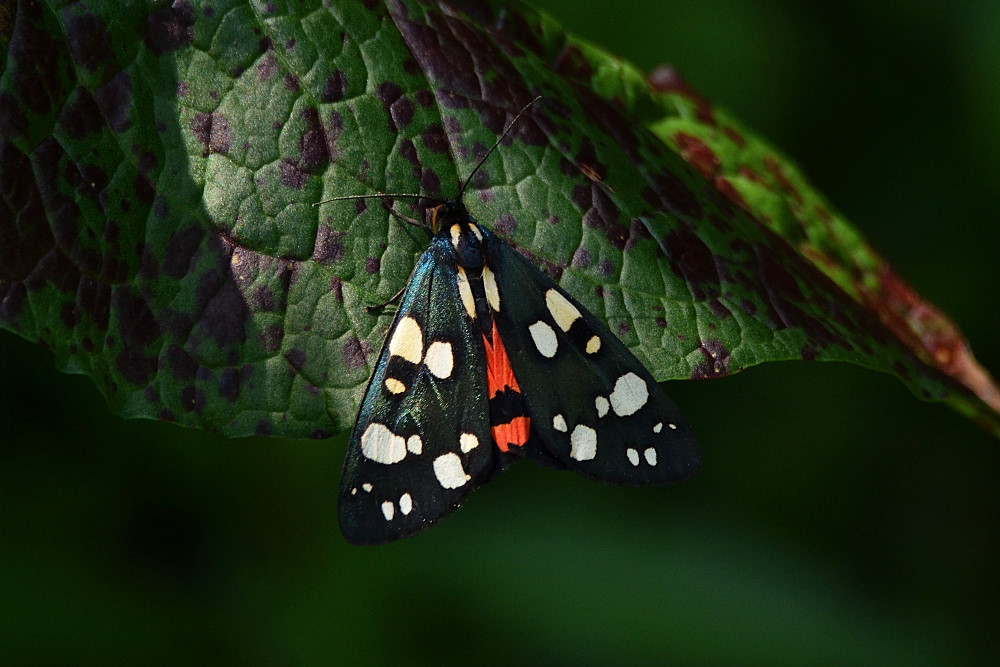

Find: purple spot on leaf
197;281;248;348
257;55;279;80
166;344;198;381
421;168;441;195
662;228;720;300
494;213;516;236
285;348;307;372
314;227;346;264
421;123;449;154
571;248;591;268
279;159;309;190
644;171;703;220
144;2;195;54
708;298;731;319
218;367;240;402
164;226;205;279
415;90;435;108
391;97;415;130
59;88;103;138
399;138;419;165
692;339;731;378
342;337;367;370
329;275;344;302
298;107;329;172
253;285;275;312
190;112;232;155
260;324;284;353
323;70;347;102
67;14;113;71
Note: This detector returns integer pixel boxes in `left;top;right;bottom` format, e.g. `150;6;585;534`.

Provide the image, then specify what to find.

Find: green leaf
1;0;996;438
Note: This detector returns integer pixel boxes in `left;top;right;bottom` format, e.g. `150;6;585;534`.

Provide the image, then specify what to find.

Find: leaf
1;0;996;438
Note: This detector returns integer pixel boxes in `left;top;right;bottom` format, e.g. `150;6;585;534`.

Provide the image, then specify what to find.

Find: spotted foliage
0;0;995;438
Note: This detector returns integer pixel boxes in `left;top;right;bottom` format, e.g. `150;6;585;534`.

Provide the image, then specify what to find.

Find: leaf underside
1;0;996;438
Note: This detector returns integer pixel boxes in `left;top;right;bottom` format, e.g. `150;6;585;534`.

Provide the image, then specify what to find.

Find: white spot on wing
626;448;640;466
425;341;454;379
456;267;476;319
384;377;406;394
669;422;678;430
362;483;373;492
644;447;657;466
552;414;568;432
569;424;597;461
546;289;582;332
361;423;408;464
459;433;479;453
653;422;663;433
609;372;649;416
407;434;422;455
484;267;500;312
388;316;423;364
381;501;395;520
585;335;601;354
399;493;412;515
528;320;558;358
595;396;609;418
433;453;471;489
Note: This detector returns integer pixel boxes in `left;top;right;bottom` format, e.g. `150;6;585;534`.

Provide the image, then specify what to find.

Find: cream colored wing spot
569;424;597;461
388;316;423;364
361;423;408;464
483;267;500;312
459;433;479;453
433;452;471;489
528;320;558;358
545;289;582;332
456;267;476;319
425;341;454;379
609;372;648;417
643;447;657;466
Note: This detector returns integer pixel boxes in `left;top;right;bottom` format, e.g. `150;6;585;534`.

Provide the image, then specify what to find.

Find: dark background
3;1;998;663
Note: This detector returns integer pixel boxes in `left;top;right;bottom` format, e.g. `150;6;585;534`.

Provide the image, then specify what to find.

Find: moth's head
429;198;474;234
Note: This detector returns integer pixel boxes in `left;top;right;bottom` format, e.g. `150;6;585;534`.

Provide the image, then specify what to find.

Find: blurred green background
2;1;998;663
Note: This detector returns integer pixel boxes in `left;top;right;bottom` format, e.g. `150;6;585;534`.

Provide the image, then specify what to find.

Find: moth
329;98;700;544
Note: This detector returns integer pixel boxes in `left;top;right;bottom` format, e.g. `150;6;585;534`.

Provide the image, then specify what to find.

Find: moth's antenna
312;193;446;207
458;95;542;200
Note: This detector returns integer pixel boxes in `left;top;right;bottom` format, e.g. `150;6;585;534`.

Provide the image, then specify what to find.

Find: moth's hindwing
485;230;701;485
338;238;504;545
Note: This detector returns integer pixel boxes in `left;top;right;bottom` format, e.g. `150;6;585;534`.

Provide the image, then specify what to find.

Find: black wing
338;237;507;545
485;230;701;485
